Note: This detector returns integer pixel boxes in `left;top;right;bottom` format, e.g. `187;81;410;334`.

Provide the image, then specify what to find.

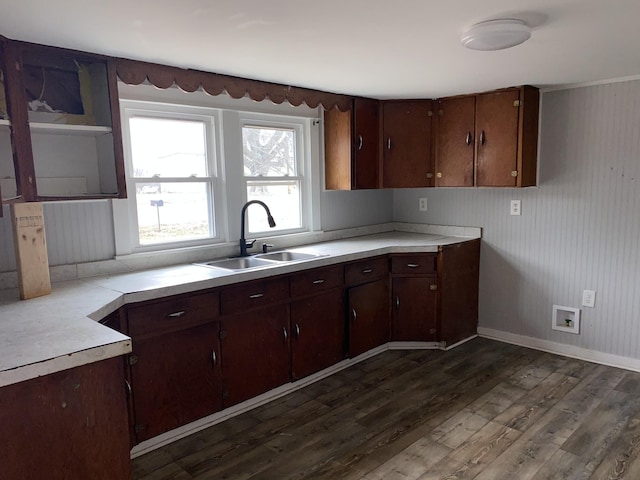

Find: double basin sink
198;250;326;271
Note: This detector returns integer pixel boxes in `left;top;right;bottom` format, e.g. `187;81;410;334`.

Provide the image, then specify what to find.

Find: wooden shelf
29;122;112;137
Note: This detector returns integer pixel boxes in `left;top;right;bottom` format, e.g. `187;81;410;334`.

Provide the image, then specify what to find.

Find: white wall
394;79;640;360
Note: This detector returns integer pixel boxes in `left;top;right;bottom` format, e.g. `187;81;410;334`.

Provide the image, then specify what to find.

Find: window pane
242;126;296;177
136;182;211;245
129;117;208;178
246;180;300;232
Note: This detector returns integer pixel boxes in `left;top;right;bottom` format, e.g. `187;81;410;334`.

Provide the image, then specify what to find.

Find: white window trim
113;86;322;257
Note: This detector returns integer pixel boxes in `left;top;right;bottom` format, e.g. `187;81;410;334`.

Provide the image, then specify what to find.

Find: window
117;92;319;255
120;103;220;250
241;122;305;234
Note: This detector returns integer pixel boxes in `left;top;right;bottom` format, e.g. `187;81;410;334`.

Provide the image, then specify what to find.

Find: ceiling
1;0;639;99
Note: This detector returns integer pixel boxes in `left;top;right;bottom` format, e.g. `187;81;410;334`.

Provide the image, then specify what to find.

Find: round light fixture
461;19;531;51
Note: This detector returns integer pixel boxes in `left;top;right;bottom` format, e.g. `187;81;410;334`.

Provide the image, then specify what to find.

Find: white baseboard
478;327;640;373
130;336;478;458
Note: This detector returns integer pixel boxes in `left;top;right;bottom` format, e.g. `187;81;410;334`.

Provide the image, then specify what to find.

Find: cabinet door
435;96;475;187
438;239;480;346
129;323;222;442
392;276;438;341
475;89;520;187
324;98;378;190
382;101;433;188
220;304;290;407
348;278;390;357
353;97;379;189
291;288;345;380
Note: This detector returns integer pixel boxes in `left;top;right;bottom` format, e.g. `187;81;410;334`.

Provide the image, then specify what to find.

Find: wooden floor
132;338;640;480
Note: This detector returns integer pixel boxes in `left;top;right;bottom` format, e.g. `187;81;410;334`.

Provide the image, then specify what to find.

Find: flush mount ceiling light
461;19;531;51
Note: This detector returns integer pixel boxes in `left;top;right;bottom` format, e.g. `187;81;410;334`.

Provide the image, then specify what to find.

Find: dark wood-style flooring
132;338;640;479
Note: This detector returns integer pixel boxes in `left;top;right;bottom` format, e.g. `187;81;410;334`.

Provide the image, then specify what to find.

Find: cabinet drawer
391;254;437;274
290;265;343;298
345;256;389;286
127;291;219;338
221;276;289;315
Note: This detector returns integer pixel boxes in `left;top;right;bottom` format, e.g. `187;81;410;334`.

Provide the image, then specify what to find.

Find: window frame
118;100;225;253
114;88;322;257
239;114;310;236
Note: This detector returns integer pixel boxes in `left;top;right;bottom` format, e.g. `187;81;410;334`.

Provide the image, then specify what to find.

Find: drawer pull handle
166;310;186;318
249;293;264;299
283;327;288;342
124;379;132;399
407;263;420;268
362;268;373;274
212;350;217;366
312;279;325;284
295;323;300;337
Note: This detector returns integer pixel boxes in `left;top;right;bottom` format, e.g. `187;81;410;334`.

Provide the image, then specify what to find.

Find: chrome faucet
239;200;276;257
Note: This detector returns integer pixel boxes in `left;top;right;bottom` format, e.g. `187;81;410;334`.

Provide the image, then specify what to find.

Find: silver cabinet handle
396;296;400;309
295;323;300;337
407;263;420;268
362;268;373;274
312;279;325;284
480;130;486;145
466;132;472;145
166;310;186;318
212;350;217;366
249;293;264;299
283;327;288;341
387;137;392;150
124;379;132;399
352;308;357;321
357;135;363;151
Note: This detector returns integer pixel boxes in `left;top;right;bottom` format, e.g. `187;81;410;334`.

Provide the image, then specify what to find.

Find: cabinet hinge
219;330;227;340
430;284;438;291
511;170;518;177
429;328;437;335
437;109;443;116
134;424;145;433
426;173;434;179
513;100;521;107
128;355;138;366
222;390;229;399
428;111;433;117
436;173;442;179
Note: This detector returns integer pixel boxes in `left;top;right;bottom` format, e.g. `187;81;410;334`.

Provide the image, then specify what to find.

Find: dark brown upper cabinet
324;97;379;190
381;100;434;188
0;38;126;202
475;86;539;187
434;96;476;187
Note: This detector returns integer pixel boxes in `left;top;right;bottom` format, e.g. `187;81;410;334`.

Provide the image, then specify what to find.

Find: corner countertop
0;229;479;388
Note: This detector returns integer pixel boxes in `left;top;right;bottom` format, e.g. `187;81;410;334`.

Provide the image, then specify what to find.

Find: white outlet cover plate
510;200;521;216
419;198;428;211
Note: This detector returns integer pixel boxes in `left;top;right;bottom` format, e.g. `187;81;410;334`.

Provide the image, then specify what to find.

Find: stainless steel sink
199;256;276;270
197;250;326;271
256;251;324;262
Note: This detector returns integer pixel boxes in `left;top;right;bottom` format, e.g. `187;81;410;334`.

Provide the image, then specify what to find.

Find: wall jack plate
419;198;428;212
582;290;596;308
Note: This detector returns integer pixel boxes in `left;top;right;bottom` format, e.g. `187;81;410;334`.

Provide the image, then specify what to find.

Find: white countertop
0;229;479;388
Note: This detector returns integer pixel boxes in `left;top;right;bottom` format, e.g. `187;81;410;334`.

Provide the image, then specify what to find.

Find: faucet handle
245;239;256;249
262;243;274;254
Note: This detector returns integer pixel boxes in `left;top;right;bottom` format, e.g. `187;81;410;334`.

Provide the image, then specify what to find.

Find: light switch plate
582;290;596;308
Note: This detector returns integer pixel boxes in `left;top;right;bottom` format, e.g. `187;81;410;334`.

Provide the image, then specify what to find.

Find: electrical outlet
510;200;521;216
582;290;596;308
419;198;428;211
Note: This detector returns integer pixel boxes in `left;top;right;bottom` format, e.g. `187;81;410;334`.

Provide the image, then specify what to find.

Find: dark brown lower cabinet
220;304;290;407
392;276;438;341
0;357;131;480
348;278;390;357
129;322;222;442
290;288;345;380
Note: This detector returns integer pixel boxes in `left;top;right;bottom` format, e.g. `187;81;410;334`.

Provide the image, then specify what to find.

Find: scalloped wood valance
115;58;352;112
